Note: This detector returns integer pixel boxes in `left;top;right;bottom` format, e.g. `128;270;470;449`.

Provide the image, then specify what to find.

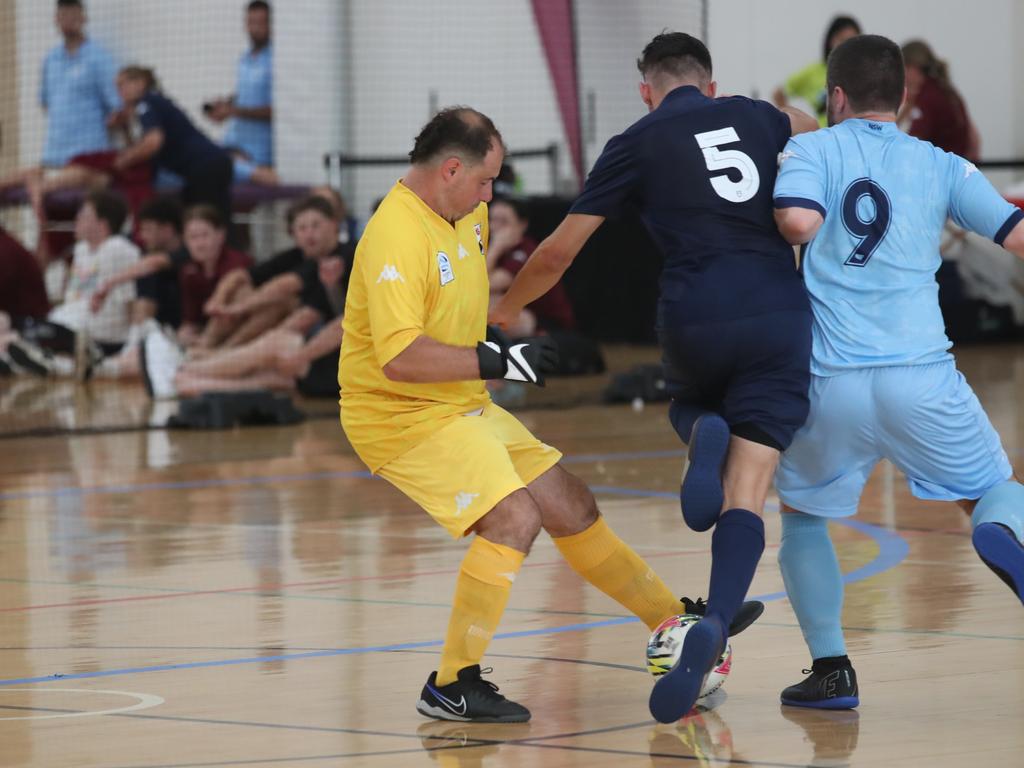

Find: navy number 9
841;178;891;267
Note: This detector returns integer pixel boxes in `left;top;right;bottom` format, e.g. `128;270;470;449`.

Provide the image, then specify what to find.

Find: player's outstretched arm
1001;217;1024;259
780;106;819;136
383;330;558;387
774;207;824;245
489;213;603;328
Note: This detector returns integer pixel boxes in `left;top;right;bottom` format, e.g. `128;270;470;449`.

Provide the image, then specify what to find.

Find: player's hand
476;325;559;387
487;300;519;330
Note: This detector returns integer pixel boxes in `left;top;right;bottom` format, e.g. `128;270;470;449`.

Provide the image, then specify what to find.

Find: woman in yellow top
773;15;861;127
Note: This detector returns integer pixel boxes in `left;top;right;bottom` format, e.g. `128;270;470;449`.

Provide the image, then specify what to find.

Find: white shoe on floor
140;329;184;399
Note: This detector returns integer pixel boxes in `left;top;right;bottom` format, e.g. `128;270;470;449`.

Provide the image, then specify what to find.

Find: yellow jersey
339;181;491;472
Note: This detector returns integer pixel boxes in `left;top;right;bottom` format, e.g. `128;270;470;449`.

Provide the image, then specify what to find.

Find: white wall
16;0;245;167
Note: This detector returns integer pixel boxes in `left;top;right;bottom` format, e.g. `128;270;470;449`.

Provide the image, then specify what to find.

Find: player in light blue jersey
772;34;1024;710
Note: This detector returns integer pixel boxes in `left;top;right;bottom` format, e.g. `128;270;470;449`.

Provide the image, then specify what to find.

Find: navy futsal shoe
649;614;726;723
682;596;764;637
781;657;859;710
972;522;1024;605
417;665;530;723
680;414;730;532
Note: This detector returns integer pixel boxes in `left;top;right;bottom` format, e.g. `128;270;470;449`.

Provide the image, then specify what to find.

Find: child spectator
487;197;574;337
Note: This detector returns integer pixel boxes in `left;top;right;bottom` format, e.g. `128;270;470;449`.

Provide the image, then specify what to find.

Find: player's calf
680;413;729;532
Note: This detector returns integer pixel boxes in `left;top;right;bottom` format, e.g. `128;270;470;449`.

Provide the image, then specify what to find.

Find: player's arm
948;154;1024;260
773;134;827;244
774;207;824;244
489;213;603;328
227;271;302;316
779;106;819;136
90;252;173;312
1001;218;1024;259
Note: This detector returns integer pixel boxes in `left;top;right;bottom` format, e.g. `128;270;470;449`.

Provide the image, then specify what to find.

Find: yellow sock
436;536;525;687
554;516;683;630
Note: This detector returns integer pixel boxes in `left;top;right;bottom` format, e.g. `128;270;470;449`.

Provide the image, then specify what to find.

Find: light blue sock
972;480;1024;543
778;511;846;659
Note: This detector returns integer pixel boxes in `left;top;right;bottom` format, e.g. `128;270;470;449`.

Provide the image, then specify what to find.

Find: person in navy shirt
490;32;818;722
39;0;121;167
204;1;277;186
112;67;234;225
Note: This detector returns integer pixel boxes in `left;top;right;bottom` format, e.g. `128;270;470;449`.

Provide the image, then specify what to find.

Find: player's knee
475;490;542;553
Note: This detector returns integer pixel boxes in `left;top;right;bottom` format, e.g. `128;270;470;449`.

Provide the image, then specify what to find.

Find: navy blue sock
705;509;765;629
668;400;705;444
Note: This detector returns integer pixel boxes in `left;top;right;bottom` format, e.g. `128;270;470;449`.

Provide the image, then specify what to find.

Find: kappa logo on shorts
376;265;405;284
438;251;455;286
454;491;479;515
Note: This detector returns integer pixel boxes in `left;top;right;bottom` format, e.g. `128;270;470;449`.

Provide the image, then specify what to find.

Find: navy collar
659;84;709;107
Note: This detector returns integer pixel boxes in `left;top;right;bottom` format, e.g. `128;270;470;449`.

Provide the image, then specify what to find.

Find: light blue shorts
776;361;1012;517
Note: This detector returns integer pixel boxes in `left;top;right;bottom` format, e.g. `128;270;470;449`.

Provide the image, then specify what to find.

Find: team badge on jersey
473;223;485;255
437;251;455;286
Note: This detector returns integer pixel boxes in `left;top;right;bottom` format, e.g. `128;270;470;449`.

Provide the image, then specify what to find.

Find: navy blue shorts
658;309;812;451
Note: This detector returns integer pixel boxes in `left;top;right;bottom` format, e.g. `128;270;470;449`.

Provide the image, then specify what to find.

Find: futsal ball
646;613;732;698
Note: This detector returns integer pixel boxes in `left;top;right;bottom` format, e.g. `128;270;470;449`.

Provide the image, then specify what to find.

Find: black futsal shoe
416;665;530;723
682;596;765;636
781;657;859;709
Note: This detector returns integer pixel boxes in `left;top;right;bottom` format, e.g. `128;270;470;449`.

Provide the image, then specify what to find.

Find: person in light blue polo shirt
204;0;276;185
772;34;1024;711
40;0;120;167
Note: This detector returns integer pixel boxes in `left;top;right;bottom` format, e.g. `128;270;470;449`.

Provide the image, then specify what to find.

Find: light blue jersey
223;44;273;169
774;119;1023;376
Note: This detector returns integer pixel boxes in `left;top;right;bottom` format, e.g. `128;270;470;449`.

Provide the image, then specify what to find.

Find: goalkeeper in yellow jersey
339;107;763;723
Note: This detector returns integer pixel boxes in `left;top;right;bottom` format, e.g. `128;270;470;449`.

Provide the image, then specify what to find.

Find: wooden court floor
1;344;1023;768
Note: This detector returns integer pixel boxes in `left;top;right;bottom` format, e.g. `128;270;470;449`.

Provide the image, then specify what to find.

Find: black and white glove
476;326;560;387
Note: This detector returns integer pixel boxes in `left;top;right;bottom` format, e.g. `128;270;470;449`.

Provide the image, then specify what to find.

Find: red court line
0;543;779;614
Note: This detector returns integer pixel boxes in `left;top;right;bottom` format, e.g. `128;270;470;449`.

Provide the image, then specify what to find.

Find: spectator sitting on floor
487;196;575;338
113;66;235;224
88;205;252;379
140;245;348;399
1;190;139;376
309;185;360;244
196;195;351;350
203;0;277;187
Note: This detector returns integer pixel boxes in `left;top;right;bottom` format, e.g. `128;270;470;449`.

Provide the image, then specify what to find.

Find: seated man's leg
176;371;295;396
373;410;542;722
221;300;297;348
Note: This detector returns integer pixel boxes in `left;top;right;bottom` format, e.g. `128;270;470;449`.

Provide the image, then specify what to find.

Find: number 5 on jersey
695;127;760;203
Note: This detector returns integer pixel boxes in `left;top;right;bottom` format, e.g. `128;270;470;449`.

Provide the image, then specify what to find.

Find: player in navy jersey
490;32;818;722
773;34;1024;710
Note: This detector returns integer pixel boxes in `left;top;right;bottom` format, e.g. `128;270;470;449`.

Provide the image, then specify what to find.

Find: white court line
0;688;164;721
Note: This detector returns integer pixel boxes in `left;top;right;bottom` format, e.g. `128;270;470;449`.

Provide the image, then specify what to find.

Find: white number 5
694;127;760;203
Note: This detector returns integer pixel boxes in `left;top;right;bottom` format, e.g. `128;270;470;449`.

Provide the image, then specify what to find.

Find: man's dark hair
827;34;904;115
409;107;504;166
637;32;712;84
84;190;128;236
137;195;183;233
57;0;83;8
286;195;338;229
247;1;270;13
822;15;861;61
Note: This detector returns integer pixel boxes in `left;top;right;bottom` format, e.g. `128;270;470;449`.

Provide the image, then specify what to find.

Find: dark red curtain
530;0;583;187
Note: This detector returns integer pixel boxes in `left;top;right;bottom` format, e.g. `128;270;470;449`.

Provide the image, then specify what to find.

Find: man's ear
441;156;461;180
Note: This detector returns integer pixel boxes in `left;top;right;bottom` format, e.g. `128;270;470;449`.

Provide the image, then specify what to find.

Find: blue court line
0;511;906;688
0;448;687;502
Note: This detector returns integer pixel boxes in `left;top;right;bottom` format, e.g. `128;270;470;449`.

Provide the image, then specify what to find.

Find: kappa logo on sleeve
376;265;405;283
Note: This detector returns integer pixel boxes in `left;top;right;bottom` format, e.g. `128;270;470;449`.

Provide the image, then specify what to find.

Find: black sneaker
417;665;530;723
682;596;765;637
7;340;56;376
781;657;859;710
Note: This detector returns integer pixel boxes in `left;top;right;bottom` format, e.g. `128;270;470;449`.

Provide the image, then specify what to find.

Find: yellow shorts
376;401;562;539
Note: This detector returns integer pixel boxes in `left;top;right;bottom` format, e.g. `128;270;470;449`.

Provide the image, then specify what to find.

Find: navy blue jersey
135;91;227;176
571;85;808;324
